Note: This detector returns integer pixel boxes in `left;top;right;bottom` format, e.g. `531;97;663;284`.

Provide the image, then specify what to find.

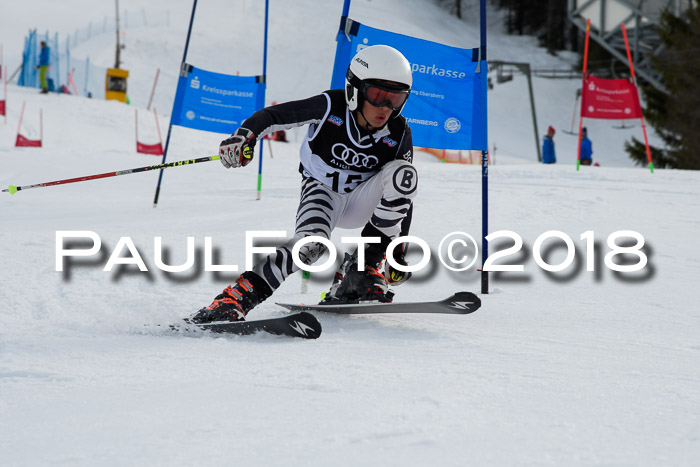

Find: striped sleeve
240;93;330;140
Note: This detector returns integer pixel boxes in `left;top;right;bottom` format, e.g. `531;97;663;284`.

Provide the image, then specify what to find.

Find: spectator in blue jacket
580;127;593;166
35;41;50;94
542;125;556;164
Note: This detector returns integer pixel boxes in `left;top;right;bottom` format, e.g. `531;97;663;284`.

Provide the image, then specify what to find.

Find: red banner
0;100;5;116
580;75;642;120
16;134;42;147
137;141;164;155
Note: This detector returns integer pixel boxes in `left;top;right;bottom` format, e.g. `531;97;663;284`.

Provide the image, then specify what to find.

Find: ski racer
191;45;418;323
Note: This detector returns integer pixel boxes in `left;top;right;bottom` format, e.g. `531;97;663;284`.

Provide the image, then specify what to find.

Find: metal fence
18;9;169;99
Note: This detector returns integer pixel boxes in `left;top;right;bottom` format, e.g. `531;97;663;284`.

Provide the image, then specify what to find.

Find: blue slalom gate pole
340;0;351;16
256;0;270;200
152;0;198;208
480;0;489;294
330;0;352;88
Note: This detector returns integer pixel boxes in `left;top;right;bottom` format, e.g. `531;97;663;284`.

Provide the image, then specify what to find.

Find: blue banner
171;64;265;135
331;19;487;150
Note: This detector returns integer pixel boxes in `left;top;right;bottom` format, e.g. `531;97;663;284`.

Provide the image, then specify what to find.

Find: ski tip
444;291;482;314
276;302;310;311
293;311;323;339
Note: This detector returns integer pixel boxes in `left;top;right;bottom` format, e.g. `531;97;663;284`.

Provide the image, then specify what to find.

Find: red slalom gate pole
153;108;164;148
16;100;26;138
2;65;7;124
576;19;591;172
68;68;79;96
3;155;219;195
621;23;654;173
147;68;160;111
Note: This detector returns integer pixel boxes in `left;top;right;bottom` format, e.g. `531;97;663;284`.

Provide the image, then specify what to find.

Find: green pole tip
8;185;18;195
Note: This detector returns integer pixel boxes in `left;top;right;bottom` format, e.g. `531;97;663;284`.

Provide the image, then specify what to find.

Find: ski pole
300;270;310;294
3;155;219;195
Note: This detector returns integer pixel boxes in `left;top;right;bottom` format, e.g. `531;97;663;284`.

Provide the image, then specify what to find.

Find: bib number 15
326;171;363;193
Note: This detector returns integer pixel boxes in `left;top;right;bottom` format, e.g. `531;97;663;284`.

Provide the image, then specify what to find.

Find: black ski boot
320;251;357;304
332;244;393;303
190;271;273;324
334;263;393;303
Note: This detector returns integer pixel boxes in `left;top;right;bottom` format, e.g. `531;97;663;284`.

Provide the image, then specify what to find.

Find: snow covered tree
625;3;700;170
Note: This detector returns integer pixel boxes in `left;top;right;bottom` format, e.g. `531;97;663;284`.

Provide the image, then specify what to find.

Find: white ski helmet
345;45;412;119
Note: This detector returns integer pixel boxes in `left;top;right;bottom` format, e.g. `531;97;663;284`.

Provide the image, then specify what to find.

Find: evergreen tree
492;0;569;52
625;3;700;170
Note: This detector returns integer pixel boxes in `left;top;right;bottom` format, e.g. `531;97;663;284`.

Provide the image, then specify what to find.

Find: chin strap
356;108;387;133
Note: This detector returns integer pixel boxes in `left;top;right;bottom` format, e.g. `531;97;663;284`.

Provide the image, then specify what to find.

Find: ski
183;312;322;339
276;291;481;315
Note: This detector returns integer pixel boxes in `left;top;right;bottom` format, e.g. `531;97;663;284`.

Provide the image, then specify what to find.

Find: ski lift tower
567;0;690;94
106;0;129;102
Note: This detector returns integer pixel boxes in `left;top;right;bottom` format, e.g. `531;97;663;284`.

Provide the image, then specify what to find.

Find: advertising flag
331;19;486;150
580;75;642;120
171;64;265;135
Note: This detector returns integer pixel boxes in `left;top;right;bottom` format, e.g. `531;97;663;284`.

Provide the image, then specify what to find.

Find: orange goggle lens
363;84;409;110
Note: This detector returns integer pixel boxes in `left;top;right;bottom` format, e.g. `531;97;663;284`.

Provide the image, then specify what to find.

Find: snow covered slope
1;1;698;466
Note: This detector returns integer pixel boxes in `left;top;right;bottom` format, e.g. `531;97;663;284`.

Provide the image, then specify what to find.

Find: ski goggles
362;83;409;110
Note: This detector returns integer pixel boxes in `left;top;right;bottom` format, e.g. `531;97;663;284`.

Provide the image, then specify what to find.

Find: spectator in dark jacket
542;125;556;164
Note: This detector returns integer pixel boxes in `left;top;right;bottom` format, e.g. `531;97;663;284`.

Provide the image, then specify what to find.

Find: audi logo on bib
331;143;379;169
